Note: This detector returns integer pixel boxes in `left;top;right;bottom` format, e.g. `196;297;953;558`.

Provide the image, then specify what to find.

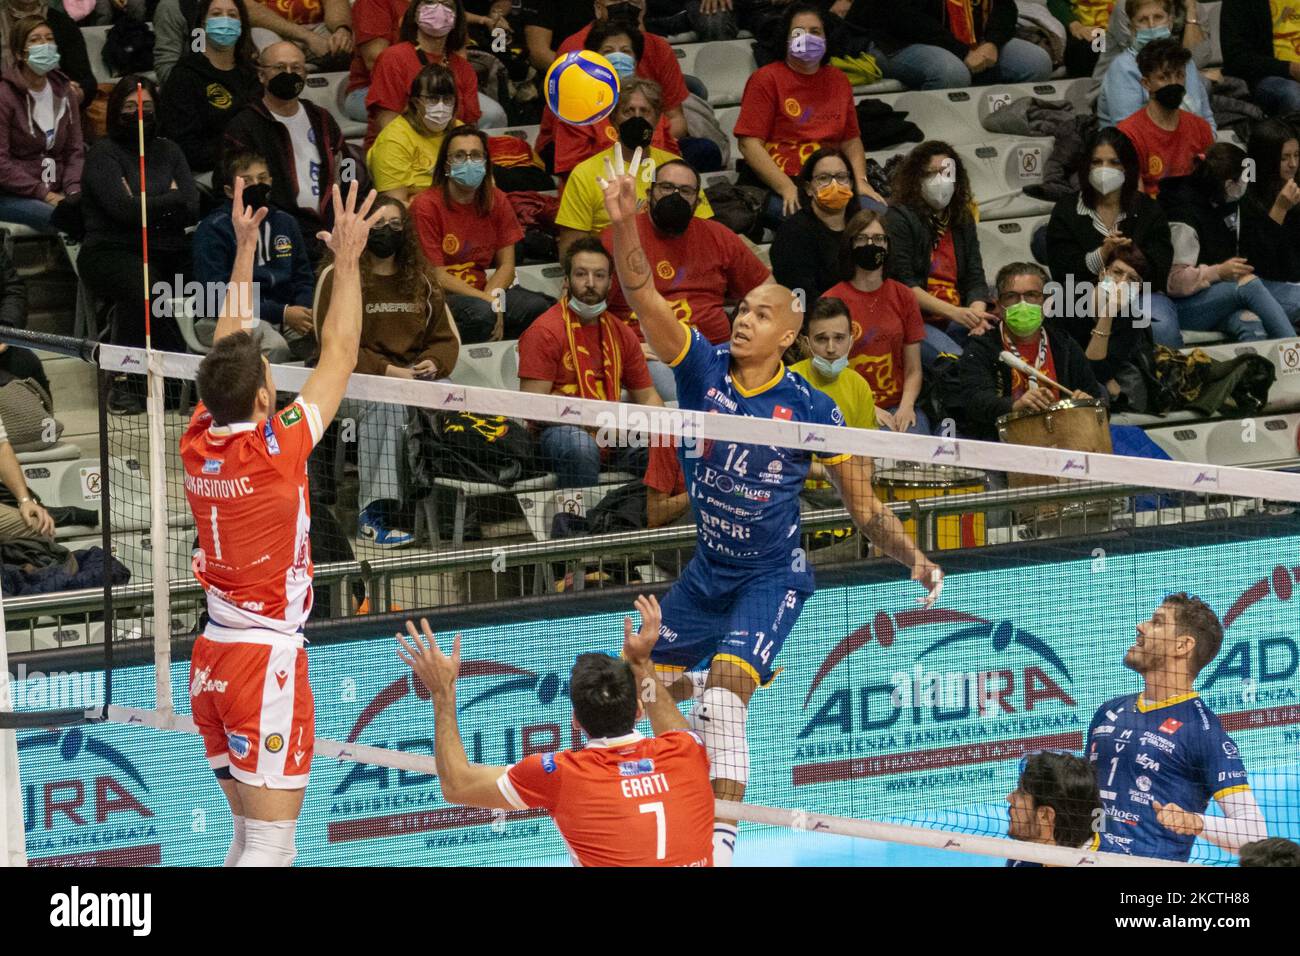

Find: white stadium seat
975;80;1093;133
300;72;365;139
955;141;1055;221
447;340;520;392
515;264;565;301
81;25;112;85
976;215;1050;281
679;40;757;107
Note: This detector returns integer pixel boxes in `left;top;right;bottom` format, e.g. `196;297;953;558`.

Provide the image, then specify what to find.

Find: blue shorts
653;557;810;686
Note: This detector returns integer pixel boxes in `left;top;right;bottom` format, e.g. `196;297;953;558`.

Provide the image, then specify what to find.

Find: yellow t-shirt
366;115;462;194
1273;0;1300;63
555;145;715;236
1074;0;1113;29
791;358;877;489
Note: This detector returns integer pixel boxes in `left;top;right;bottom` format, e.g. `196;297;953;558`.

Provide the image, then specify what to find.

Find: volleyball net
3;333;1300;867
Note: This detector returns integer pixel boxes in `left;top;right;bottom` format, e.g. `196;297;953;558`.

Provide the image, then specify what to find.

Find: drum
996;398;1111;489
873;466;987;550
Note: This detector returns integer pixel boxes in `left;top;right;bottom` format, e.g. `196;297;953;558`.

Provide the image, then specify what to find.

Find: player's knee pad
690;687;749;785
236;818;298;867
223;815;247;868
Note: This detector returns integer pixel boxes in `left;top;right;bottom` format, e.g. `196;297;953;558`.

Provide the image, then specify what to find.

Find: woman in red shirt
824;210;930;434
734;3;883;227
363;0;506;147
411;126;552;342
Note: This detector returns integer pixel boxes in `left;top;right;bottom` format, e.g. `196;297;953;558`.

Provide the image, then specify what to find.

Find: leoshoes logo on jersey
17;728;160;866
789;600;1079;800
323;657;573;851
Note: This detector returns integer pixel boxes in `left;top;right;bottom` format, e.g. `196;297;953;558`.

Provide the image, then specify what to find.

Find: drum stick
999;350;1071;394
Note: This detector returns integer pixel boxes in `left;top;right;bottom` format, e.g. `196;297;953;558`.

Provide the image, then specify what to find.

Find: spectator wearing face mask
518;236;661;490
159;0;263;176
883;141;993;367
317;195;460;549
770;147;863;303
790;297;878;508
411;126;552;342
0;15;82;232
1158;142;1298;341
825;210;929;434
735;3;883;227
0;1;95;108
1098;0;1214;132
957;261;1104;443
600;159;770;403
79;75;199;413
1085;244;1158;403
224;40;345;261
555;77;714;260
367;62;461;204
1116;38;1214;197
192;150;316;362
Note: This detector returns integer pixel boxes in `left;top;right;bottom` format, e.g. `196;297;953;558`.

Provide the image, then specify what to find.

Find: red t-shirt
927;229;962;313
498;731;715;867
1116;107;1214;197
733;61;861;176
601;215;770;344
260;0;321;25
825;278;925;409
644;443;685;495
554;113;679;176
517;301;654;396
364;43;480;146
537;22;689;156
346;0;411;93
180;397;323;640
411;186;523;289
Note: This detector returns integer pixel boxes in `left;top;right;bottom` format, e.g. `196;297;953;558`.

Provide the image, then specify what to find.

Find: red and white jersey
180;397;324;644
497;730;714;867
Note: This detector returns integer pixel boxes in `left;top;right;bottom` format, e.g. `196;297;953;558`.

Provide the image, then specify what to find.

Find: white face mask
921;173;955;210
1098;276;1134;313
569;295;607;319
1089;166;1126;196
423;102;454;130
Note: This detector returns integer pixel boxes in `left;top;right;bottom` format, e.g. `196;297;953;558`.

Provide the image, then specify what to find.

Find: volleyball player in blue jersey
1088;594;1267;861
599;149;944;865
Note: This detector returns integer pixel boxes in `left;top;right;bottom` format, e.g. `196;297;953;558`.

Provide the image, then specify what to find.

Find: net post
0;589;29;867
146;350;173;716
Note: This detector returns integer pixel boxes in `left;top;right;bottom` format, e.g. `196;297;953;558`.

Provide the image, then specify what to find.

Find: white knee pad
689;687;749;785
236;818;298;867
223;815;247;867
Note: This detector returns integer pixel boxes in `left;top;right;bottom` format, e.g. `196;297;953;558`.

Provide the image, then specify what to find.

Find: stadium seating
447;340;522;392
300;72;366;140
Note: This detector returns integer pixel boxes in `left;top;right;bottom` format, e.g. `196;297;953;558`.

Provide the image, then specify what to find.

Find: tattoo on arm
624;247;652;292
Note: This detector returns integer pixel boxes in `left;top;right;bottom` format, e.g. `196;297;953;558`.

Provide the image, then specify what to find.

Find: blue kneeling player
598;147;944;866
1088;594;1267;862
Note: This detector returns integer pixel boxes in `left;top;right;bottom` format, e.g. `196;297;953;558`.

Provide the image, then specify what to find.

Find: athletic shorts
653;557;810;686
189;634;314;790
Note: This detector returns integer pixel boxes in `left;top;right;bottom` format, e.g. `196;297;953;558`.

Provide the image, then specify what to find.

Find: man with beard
1086;593;1267;861
602;159;771;402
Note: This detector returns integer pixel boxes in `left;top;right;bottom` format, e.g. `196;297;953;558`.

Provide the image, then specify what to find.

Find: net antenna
136;81;174;717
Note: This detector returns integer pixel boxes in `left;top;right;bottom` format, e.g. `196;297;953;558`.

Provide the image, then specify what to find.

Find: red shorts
189;634;315;790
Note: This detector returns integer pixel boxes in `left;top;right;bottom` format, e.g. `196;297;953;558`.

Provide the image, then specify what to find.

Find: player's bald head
745;283;803;333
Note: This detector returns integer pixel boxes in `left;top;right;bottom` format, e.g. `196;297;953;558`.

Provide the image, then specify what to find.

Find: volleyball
544;51;620;126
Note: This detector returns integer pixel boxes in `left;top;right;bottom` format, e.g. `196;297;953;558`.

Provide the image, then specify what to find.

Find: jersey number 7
640;801;666;861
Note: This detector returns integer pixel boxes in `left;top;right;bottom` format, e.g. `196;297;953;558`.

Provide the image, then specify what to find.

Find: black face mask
617;115;653;151
1153;83;1185;111
649;193;692;234
266;71;305;101
852;244;887;272
366;226;402;259
111;112;156;147
241;183;272;211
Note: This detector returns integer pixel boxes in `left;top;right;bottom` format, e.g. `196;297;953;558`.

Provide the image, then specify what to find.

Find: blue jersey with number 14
668;328;849;575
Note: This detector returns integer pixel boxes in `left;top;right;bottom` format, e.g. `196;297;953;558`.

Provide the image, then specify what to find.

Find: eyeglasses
652;181;699;202
997;290;1046;306
853;235;889;248
811;172;852;188
448;150;487;164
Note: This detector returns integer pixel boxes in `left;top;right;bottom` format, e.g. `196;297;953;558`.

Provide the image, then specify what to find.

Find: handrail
4;470;1270;621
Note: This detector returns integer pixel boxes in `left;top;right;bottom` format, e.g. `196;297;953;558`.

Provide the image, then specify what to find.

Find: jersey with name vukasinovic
668;327;849;570
1087;692;1250;861
180;397;323;642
